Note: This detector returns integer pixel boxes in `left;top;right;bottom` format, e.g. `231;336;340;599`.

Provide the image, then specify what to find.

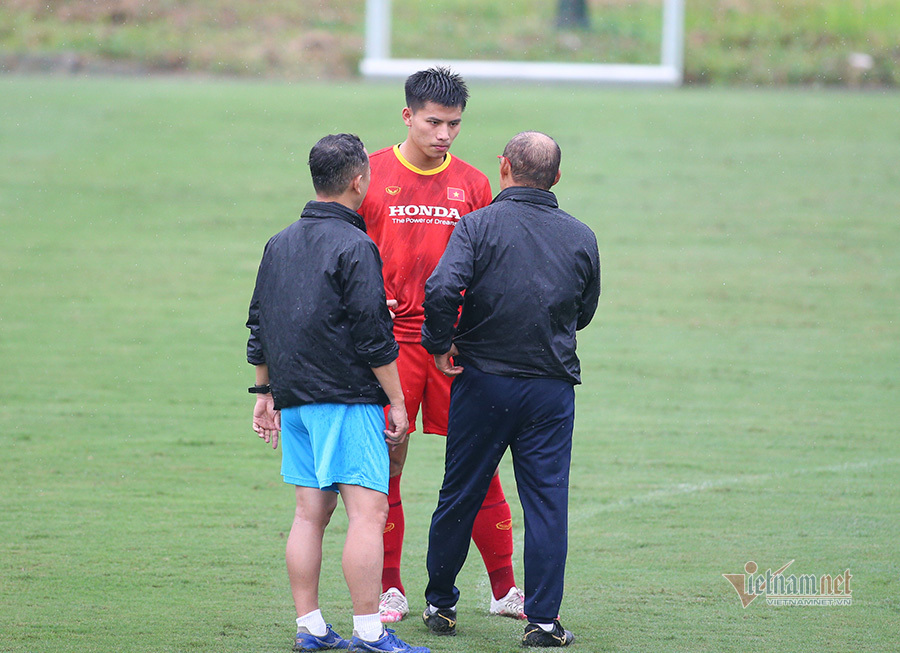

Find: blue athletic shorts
280;403;389;494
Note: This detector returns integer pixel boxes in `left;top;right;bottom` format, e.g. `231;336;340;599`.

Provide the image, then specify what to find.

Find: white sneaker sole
490;607;526;620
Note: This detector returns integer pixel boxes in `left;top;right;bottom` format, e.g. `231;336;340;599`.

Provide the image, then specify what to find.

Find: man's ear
351;174;365;194
401;107;413;127
551;169;562;188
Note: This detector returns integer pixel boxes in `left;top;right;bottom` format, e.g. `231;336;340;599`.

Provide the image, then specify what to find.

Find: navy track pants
424;364;575;623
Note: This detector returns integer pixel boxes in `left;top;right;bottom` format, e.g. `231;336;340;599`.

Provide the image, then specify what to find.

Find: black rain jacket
246;201;399;410
421;186;600;384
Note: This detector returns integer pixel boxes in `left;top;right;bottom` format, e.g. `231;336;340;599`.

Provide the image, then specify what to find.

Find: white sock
297;609;328;637
353;613;384;641
537;622;555;632
425;603;457;615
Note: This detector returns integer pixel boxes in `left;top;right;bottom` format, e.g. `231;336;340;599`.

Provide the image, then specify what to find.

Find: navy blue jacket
247;201;399;410
421;186;600;384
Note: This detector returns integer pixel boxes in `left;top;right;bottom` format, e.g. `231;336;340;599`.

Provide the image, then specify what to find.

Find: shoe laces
501;587;524;610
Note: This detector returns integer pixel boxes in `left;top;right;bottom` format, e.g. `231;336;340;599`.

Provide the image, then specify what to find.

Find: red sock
472;474;516;599
382;474;405;595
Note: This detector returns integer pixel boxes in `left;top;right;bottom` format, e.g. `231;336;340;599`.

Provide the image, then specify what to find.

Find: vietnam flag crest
447;187;466;202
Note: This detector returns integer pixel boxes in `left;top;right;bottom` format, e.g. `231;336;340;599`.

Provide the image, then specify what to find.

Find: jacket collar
301;200;367;233
492;186;558;208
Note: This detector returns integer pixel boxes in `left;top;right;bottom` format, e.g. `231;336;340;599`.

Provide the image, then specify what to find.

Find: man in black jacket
420;131;600;648
246;133;428;653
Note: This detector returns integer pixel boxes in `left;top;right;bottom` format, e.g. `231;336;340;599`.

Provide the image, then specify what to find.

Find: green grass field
1;77;898;652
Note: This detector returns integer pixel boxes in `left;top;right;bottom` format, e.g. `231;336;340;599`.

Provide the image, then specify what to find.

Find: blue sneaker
348;628;430;653
293;624;350;651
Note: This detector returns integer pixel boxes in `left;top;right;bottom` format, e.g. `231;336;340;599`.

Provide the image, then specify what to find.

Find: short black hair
502;131;561;190
405;66;469;112
308;133;368;197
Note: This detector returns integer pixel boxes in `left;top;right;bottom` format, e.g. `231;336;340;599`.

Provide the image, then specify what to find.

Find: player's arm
340;241;407;444
252;364;280;449
432;344;463;377
371;361;408;446
422;218;476;357
246;246;281;448
342;241;399;362
245;253;266;367
357;185;399;312
577;238;601;331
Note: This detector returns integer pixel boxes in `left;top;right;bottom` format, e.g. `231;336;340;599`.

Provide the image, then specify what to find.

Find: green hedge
1;0;897;86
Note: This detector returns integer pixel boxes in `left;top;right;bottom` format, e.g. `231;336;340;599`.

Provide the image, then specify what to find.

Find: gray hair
502;131;561;190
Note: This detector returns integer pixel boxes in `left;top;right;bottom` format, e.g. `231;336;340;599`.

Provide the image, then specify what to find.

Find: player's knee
348;500;389;533
294;504;335;531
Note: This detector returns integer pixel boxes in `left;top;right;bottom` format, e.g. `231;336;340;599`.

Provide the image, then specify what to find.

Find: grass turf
1;76;898;652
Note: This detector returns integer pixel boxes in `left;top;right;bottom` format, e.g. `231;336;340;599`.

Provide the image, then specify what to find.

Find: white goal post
361;0;684;85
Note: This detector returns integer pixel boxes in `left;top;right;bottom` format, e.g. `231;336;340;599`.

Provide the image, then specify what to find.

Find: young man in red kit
358;67;524;624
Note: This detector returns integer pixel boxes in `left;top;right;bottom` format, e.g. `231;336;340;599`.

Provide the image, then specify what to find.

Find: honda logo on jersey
447;187;466;202
388;205;462;220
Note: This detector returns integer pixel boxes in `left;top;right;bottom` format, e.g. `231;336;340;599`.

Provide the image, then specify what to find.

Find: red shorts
395;340;451;435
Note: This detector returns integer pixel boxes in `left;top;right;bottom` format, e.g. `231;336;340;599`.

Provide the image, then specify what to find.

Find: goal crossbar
361;0;684;86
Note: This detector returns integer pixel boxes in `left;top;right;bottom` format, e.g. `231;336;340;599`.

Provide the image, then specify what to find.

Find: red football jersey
359;145;493;343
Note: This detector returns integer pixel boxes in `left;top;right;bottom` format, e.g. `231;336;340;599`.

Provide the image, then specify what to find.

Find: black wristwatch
248;384;272;394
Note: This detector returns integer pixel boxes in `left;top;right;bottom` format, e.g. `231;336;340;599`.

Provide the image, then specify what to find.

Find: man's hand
384;401;409;447
370;360;406;446
252;394;281;449
434;344;463;377
386;298;398;319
